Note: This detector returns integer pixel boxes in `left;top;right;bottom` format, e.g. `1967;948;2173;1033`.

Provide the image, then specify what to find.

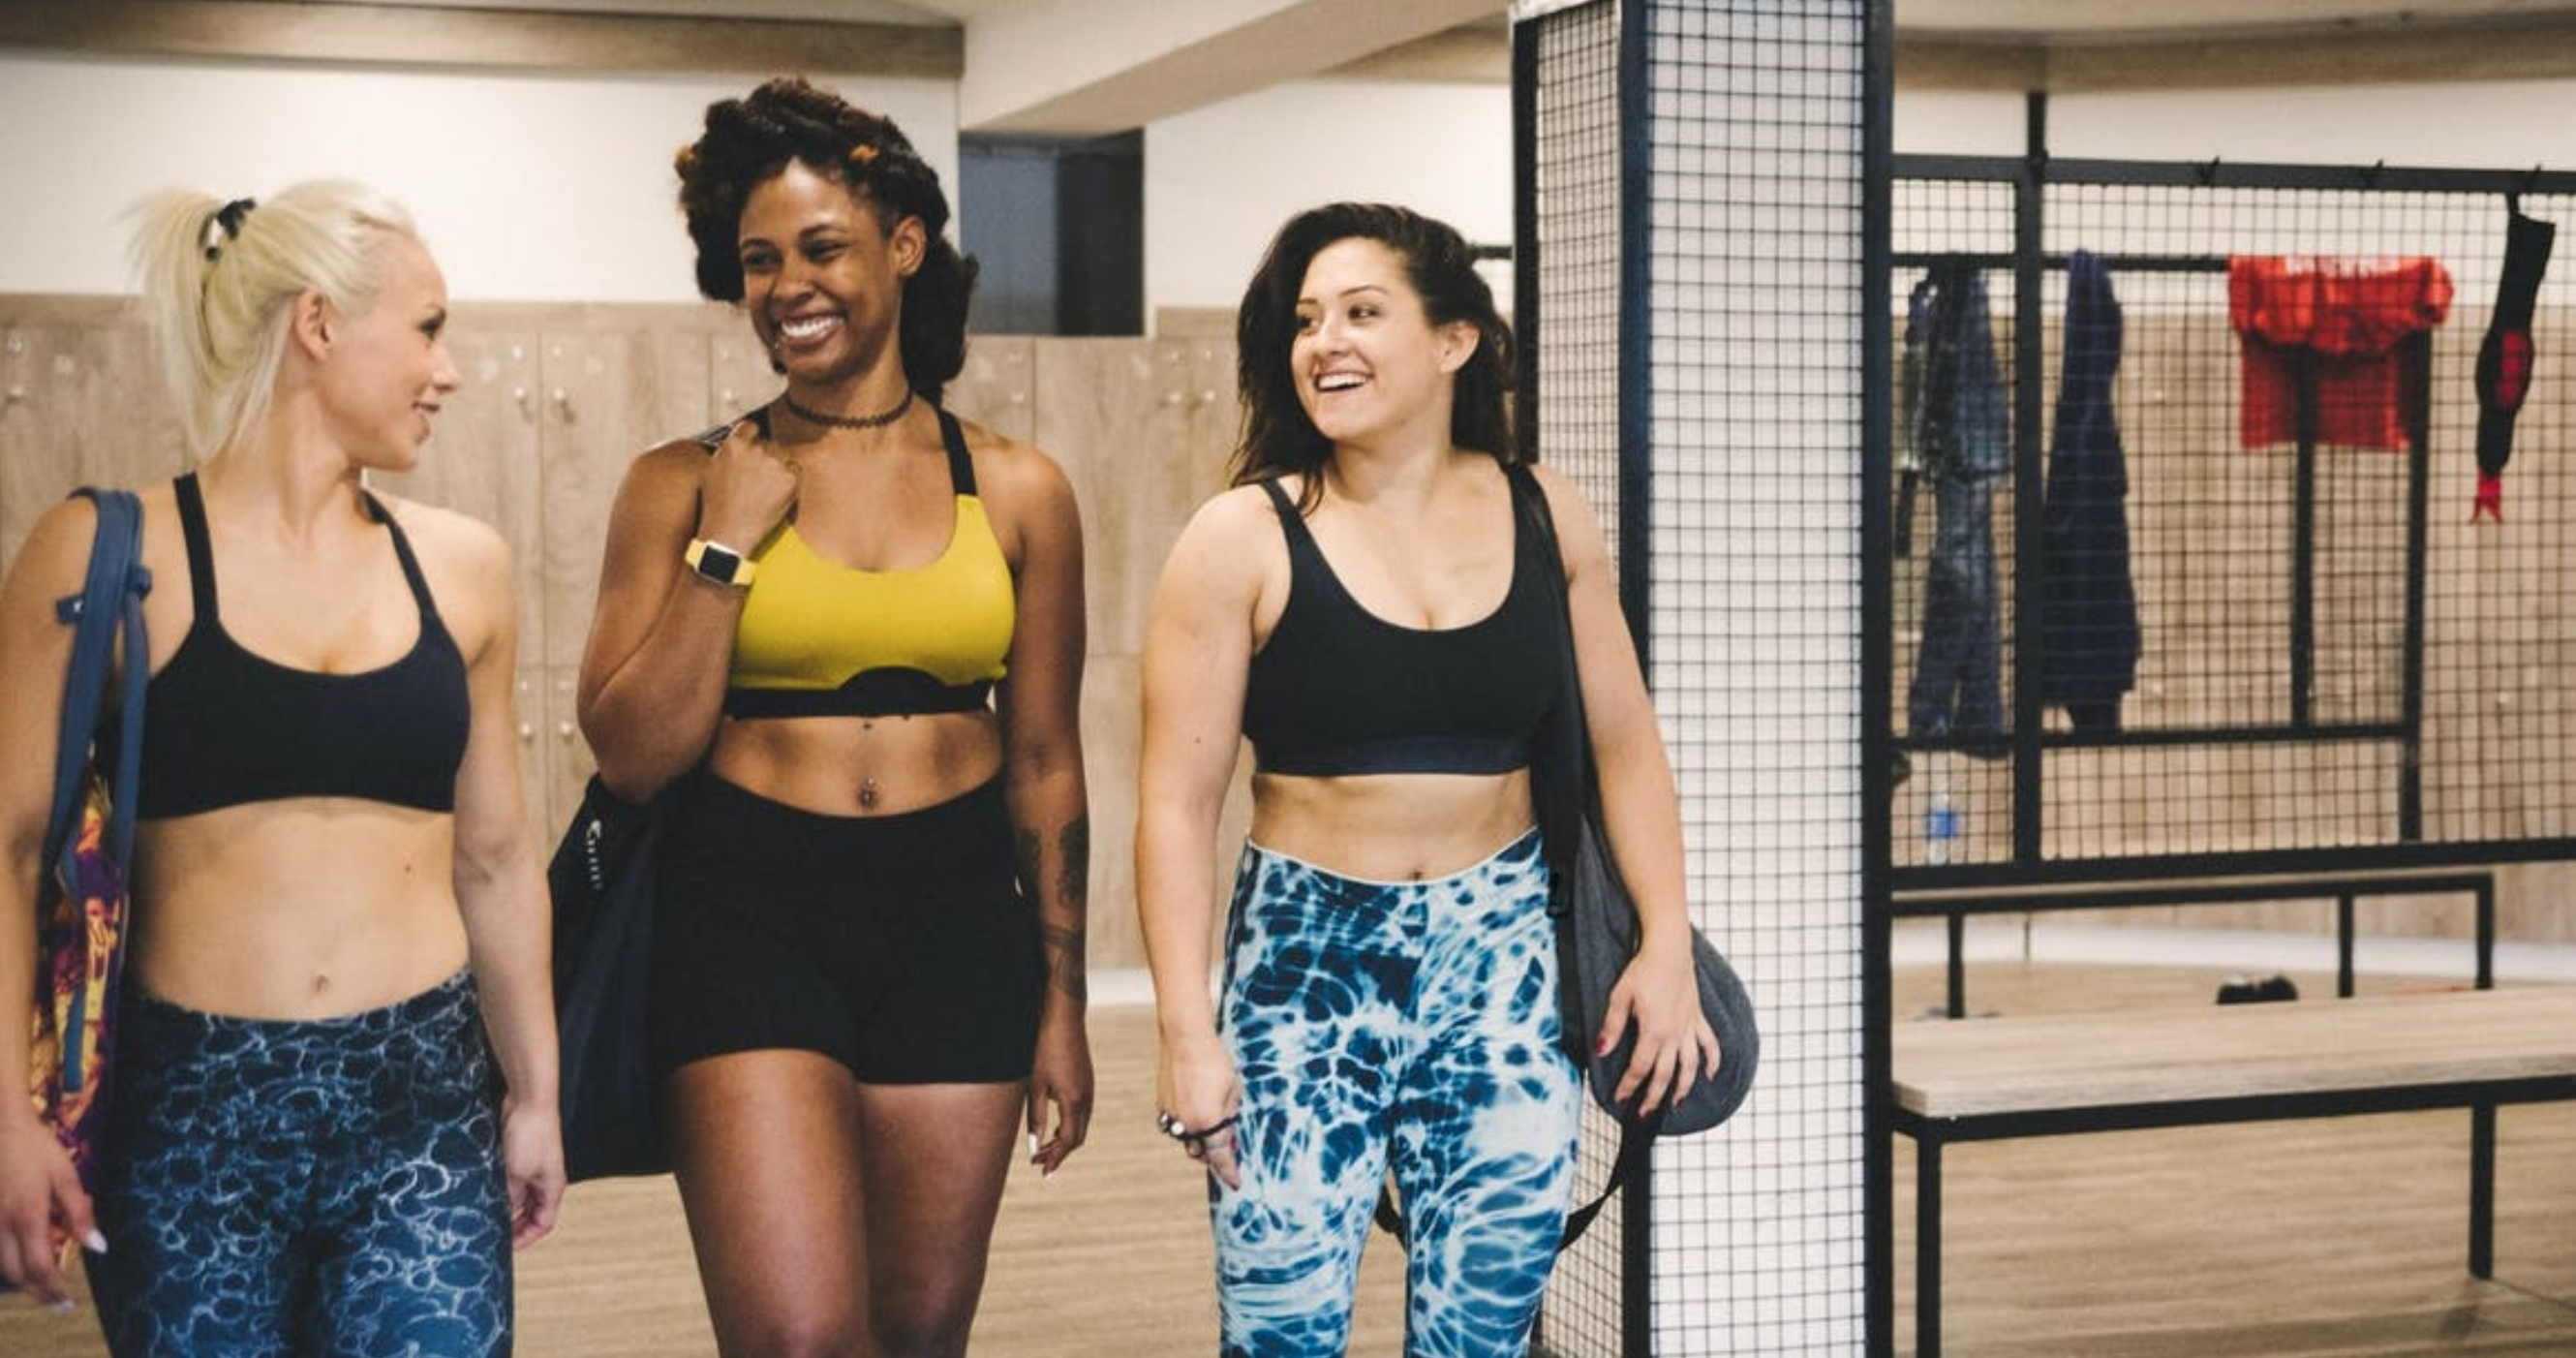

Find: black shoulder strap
935;407;977;496
172;472;218;621
691;406;774;453
1255;478;1316;553
360;492;442;621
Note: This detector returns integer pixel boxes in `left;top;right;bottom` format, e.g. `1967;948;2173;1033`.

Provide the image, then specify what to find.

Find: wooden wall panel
707;327;777;427
949;336;1037;442
381;328;546;665
1184;336;1242;505
536;331;713;670
1034;338;1204;660
0;322;184;565
542;664;598;836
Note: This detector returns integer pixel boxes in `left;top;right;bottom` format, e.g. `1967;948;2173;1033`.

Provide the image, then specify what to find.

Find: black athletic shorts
648;770;1044;1085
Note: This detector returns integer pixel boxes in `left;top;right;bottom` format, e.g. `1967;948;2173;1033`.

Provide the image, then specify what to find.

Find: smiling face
737;158;925;389
313;235;458;472
1290;236;1476;452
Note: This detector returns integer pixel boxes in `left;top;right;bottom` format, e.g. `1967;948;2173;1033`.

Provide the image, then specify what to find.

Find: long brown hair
1230;202;1516;509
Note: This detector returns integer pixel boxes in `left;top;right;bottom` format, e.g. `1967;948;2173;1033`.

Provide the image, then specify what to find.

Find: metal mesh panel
1889;168;2576;879
1525;1;1873;1353
1525;5;1630;1354
1640;3;1868;1354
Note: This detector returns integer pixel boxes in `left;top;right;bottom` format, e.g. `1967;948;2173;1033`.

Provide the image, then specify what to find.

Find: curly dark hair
1231;202;1517;506
676;77;977;403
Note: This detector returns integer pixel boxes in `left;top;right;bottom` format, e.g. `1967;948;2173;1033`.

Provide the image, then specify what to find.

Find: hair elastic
201;197;258;262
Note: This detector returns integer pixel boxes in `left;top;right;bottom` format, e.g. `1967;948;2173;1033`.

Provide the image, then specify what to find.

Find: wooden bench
1890;987;2576;1357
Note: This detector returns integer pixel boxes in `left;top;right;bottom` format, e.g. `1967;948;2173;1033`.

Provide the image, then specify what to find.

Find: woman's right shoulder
1160;482;1292;602
0;487;142;618
1179;480;1295;547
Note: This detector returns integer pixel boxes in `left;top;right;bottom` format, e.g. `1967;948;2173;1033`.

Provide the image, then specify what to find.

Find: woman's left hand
1601;937;1723;1117
1027;1009;1094;1177
499;1096;566;1249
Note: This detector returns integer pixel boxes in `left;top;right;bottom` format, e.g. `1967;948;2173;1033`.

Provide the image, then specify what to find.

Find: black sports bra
1239;476;1559;777
137;474;471;818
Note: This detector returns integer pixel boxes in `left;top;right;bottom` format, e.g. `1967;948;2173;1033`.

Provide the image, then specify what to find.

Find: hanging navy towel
2039;251;2140;733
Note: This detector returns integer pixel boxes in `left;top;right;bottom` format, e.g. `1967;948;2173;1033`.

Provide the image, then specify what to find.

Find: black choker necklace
780;387;914;431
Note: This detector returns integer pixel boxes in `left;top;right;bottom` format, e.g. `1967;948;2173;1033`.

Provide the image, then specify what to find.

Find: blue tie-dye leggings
83;971;512;1358
1212;829;1581;1358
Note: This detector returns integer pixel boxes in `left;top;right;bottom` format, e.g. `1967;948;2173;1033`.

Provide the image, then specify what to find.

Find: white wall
0;54;957;303
7;49;2562;311
1896;77;2576;168
1144;78;1515;320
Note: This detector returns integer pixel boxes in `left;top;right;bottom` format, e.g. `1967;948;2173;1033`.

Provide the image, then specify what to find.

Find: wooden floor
2;959;2570;1356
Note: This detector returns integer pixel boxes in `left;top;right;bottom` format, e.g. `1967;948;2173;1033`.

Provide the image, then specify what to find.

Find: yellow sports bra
724;406;1015;718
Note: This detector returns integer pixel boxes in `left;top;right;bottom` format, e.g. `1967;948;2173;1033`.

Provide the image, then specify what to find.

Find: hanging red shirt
2229;256;2453;451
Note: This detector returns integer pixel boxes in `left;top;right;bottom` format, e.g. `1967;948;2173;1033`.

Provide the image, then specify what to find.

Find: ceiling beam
1901;13;2576;91
0;0;961;77
955;0;1502;136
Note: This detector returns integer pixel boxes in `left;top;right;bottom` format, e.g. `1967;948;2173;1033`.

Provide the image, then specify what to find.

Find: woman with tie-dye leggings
1137;202;1720;1357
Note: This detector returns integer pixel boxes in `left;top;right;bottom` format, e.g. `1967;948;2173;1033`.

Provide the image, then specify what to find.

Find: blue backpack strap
45;488;151;870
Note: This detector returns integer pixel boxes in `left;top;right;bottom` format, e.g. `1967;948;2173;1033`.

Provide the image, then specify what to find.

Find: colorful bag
26;488;150;1196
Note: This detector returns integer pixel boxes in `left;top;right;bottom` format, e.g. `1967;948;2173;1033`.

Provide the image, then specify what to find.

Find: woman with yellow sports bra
576;78;1092;1358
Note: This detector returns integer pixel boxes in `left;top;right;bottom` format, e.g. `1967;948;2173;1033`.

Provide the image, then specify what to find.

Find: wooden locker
536;329;714;671
0;317;184;567
376;327;545;667
1034;337;1200;661
947;334;1035;442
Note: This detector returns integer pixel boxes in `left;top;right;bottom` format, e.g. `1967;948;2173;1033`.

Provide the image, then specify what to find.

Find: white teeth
1318;374;1364;391
779;315;838;340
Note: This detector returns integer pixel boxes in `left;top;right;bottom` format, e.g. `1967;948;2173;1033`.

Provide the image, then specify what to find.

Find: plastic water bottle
1924;788;1960;866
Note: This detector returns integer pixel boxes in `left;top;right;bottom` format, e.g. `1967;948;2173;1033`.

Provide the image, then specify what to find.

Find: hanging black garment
1902;262;2008;748
2039;251;2141;732
2472;203;2555;521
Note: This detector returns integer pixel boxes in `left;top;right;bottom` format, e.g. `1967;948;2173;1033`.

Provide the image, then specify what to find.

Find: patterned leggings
85;971;511;1358
1213;830;1581;1358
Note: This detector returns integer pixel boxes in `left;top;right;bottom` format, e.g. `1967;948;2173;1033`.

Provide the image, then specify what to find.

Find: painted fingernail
83;1229;107;1253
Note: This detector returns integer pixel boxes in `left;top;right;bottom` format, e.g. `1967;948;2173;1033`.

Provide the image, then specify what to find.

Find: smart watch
684;538;756;589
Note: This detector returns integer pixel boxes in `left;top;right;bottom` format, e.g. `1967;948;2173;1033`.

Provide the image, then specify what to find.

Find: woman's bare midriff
708;708;1005;817
1248;767;1537;881
130;801;468;1021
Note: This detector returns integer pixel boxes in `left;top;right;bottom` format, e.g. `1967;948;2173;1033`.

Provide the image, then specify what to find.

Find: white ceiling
314;0;2576;36
66;1;2576;134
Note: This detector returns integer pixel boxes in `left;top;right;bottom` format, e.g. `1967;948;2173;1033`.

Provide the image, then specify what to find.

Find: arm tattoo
1042;922;1089;1003
1016;817;1090;1003
1056;816;1090;913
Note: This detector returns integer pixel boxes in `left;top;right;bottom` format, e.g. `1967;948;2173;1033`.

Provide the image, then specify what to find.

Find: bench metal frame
1892;1071;2576;1358
1892;870;2497;1018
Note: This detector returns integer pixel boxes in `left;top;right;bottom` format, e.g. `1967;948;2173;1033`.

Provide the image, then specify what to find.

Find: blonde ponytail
127;180;421;459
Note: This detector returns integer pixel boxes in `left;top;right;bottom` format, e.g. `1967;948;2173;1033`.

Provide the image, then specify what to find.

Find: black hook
2193;157;2223;188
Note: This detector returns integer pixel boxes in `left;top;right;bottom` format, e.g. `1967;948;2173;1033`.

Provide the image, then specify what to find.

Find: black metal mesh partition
1521;3;1632;1351
1887;158;2576;885
1520;1;1876;1353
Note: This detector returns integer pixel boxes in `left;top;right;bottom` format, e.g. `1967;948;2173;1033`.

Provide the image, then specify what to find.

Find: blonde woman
0;182;559;1355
